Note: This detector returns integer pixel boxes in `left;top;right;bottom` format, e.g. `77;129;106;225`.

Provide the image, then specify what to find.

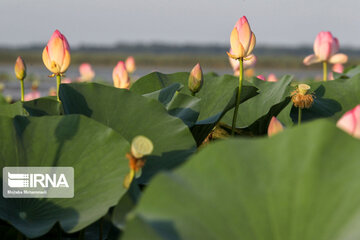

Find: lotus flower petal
303;54;321;66
268;116;284;137
329;53;348;64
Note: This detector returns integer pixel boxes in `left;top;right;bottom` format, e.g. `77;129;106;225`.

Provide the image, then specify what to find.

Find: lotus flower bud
113;61;130;89
125;56;136;74
227;16;256;59
42;30;71;75
303;31;348;66
79;63;95;82
267;117;284;137
14;56;26;80
337;105;360;138
267;73;278;82
257;75;266;81
188;63;203;94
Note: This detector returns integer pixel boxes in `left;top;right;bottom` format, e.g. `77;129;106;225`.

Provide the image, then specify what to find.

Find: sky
0;0;359;48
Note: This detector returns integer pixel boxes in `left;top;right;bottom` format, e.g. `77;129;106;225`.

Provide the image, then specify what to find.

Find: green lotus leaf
0;115;130;238
123;120;360;240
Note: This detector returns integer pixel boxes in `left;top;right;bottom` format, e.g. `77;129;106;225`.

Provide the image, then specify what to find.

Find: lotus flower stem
191;92;195;97
20;80;24;102
323;61;328;82
298;108;302;126
56;75;61;102
231;57;243;135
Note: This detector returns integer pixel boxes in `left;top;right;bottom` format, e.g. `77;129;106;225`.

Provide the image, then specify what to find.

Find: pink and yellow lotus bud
125;56;136;74
78;63;95;82
113;61;130;89
14;56;26;80
227;16;256;60
303;31;348;66
267;116;284;137
188;63;203;94
257;75;266;81
267;73;278;82
337;105;360;138
42;30;71;75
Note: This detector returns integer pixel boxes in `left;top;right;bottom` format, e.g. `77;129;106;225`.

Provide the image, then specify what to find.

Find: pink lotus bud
78;63;95;82
227;16;256;59
303;31;348;66
42;30;71;75
14;56;26;80
113;61;130;89
267;73;278;82
24;90;41;101
125;56;136;74
257;75;266;81
188;63;203;94
332;63;344;73
336;105;360;138
267;116;284;137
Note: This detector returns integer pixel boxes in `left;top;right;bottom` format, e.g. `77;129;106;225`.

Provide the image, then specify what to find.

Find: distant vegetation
1;43;360;69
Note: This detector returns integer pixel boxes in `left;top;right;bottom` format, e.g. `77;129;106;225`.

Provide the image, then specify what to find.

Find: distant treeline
2;43;360;56
1;43;360;68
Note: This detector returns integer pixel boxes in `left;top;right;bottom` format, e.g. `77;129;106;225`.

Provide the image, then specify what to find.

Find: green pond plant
227;16;256;135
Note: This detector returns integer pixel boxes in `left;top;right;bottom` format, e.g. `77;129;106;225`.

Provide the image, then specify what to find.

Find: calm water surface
0;64;319;99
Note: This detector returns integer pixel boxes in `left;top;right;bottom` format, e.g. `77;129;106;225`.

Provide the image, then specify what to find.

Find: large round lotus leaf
0;101;25;117
278;75;360;126
123;120;360;240
131;72;258;143
0;115;130;238
131;72;258;122
59;83;196;183
221;75;293;132
143;83;201;127
23;96;62;116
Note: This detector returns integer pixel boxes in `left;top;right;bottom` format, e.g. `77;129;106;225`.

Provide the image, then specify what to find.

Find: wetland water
0;64;320;99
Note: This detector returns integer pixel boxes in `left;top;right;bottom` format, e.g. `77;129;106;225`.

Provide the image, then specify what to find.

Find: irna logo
3;167;74;198
7;172;69;188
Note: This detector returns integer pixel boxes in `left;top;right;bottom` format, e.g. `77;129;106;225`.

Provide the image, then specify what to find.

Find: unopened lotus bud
125;56;136;74
131;136;154;159
42;30;71;75
113;61;130;89
227;16;256;59
337;105;360;138
267;117;284;137
291;84;314;109
188;63;203;94
14;56;26;80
